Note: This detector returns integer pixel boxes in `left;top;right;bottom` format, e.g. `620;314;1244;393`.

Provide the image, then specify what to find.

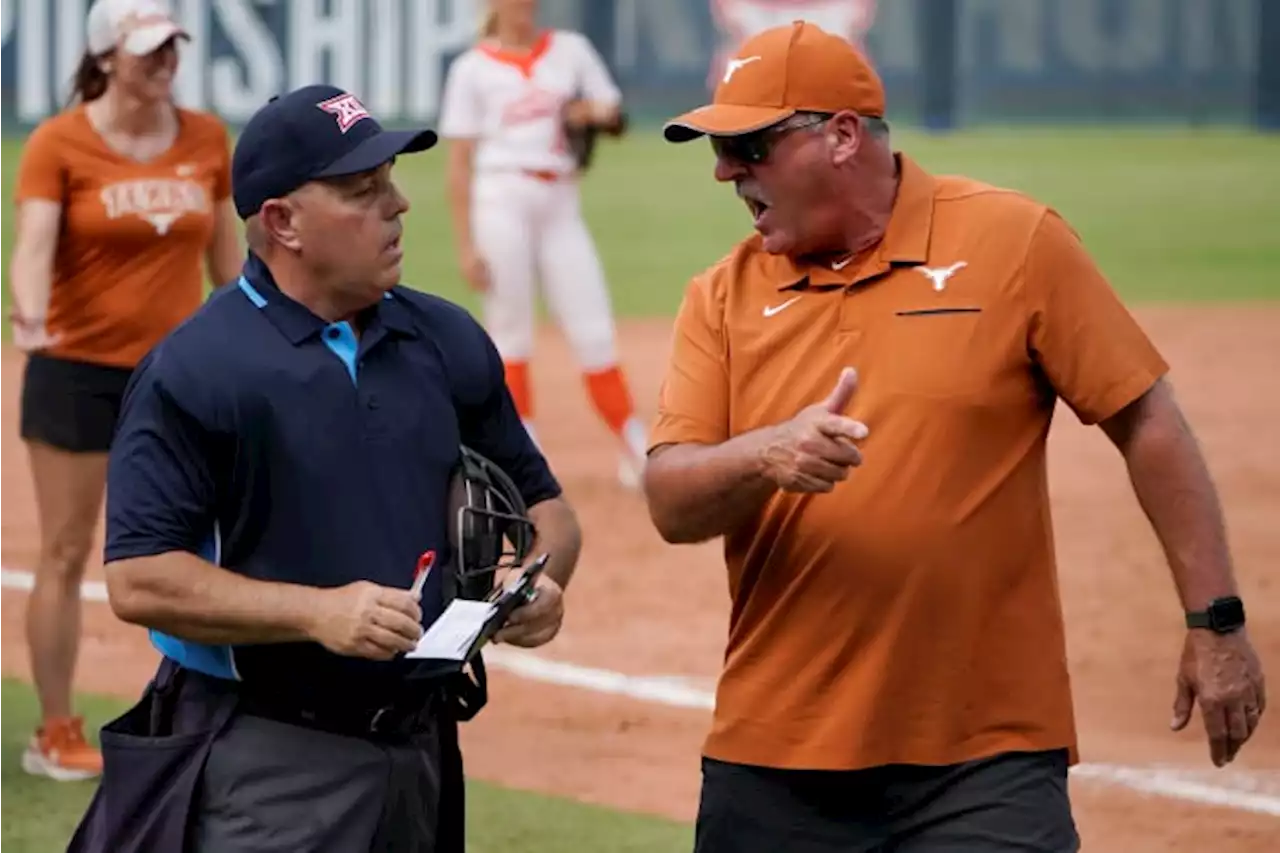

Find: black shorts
20;353;135;454
694;749;1079;853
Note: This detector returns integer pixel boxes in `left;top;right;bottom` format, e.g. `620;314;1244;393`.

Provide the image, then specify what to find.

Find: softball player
438;0;649;487
8;0;240;781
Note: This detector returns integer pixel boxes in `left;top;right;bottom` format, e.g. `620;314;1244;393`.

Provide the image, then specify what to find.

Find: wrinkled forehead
296;161;392;201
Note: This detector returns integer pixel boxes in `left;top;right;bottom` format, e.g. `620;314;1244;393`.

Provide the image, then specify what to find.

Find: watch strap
1184;610;1213;630
1185;596;1246;633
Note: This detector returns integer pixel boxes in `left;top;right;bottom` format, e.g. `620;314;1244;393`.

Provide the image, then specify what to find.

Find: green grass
2;126;1278;337
0;678;692;852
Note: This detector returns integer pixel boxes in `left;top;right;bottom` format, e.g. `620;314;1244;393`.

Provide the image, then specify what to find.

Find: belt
181;668;444;741
237;690;442;741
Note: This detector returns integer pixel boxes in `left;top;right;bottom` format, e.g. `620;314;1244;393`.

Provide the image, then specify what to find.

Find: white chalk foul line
3;566;1278;817
482;648;716;710
1071;764;1280;816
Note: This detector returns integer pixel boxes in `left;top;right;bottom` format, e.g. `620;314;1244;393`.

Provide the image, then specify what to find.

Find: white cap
86;0;189;57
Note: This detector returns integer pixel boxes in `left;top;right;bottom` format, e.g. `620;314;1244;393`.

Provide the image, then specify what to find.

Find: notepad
406;599;498;662
404;553;550;667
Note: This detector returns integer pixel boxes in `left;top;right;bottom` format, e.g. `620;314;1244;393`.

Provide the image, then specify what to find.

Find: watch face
1211;597;1246;630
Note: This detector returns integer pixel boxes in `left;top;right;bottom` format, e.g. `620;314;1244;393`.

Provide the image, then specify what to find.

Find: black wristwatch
1185;596;1246;634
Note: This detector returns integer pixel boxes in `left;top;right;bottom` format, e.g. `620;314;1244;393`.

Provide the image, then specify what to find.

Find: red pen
411;550;435;599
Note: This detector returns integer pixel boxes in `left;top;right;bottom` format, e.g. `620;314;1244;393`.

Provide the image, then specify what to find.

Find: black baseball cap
231;84;438;219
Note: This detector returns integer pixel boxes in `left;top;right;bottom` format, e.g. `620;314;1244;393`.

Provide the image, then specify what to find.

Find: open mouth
744;197;771;223
736;182;772;225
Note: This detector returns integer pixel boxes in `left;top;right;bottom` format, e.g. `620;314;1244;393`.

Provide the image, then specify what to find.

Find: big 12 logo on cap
707;0;879;91
317;92;372;134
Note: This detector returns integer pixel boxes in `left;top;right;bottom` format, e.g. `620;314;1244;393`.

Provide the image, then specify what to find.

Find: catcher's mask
447;446;537;601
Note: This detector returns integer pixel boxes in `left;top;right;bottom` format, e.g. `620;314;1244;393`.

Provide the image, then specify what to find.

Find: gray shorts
192;712;449;853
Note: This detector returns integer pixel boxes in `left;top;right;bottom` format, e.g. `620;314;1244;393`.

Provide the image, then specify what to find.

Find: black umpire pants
694;750;1080;853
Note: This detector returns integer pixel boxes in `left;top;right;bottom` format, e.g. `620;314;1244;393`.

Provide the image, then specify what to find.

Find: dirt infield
3;304;1279;850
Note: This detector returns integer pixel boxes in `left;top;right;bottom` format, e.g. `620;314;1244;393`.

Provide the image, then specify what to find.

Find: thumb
823;368;859;414
1171;677;1195;731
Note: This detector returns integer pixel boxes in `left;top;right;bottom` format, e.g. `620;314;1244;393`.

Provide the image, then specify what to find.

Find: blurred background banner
1;0;1274;131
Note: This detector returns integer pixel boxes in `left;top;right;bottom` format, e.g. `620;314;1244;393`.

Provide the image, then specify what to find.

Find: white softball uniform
439;29;623;372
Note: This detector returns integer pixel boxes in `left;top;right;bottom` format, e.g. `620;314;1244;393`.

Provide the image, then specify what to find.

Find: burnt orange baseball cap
664;20;885;142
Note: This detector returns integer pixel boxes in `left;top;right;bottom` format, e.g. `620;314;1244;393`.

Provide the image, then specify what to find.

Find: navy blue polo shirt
104;252;560;701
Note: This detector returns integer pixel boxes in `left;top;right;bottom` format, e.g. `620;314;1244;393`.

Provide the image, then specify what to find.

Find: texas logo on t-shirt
98;175;211;236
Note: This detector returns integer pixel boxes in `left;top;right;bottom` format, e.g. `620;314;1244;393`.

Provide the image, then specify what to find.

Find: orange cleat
22;716;103;781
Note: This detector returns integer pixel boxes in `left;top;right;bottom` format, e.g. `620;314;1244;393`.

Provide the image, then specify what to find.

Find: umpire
67;84;583;853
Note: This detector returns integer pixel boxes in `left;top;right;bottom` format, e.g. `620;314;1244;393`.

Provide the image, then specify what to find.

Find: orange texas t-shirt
15;104;232;369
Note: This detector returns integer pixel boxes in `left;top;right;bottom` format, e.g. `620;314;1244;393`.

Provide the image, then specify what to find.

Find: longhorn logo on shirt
915;261;968;292
99;179;210;236
708;0;879;90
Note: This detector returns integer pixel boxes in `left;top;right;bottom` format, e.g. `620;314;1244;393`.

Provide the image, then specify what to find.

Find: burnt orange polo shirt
649;153;1170;771
15;105;231;369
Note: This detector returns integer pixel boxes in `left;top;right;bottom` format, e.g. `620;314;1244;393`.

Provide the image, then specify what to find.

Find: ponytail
66;50;108;107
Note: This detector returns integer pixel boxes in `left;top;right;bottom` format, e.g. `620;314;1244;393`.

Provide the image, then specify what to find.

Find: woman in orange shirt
7;0;241;781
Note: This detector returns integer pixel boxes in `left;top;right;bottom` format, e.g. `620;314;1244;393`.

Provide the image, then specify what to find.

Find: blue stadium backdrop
1;0;1275;133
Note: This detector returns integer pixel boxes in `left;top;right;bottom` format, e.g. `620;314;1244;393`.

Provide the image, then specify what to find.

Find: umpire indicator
69;83;583;853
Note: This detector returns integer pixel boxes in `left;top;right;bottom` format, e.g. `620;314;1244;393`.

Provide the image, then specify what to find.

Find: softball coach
644;22;1265;853
9;0;240;781
68;84;582;853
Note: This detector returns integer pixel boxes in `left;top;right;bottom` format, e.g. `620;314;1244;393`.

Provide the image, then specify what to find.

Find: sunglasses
710;113;832;165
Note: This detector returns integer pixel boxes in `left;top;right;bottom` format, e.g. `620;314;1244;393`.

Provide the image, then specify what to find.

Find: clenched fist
306;581;423;661
760;367;869;493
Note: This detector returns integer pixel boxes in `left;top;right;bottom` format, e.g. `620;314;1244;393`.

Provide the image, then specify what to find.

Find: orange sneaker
21;716;103;781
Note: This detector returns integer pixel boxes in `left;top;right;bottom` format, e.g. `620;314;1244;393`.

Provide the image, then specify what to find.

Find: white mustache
735;181;770;206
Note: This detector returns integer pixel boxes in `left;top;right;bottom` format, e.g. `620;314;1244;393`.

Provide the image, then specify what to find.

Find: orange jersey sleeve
649;272;732;449
15;120;69;203
1022;209;1170;424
